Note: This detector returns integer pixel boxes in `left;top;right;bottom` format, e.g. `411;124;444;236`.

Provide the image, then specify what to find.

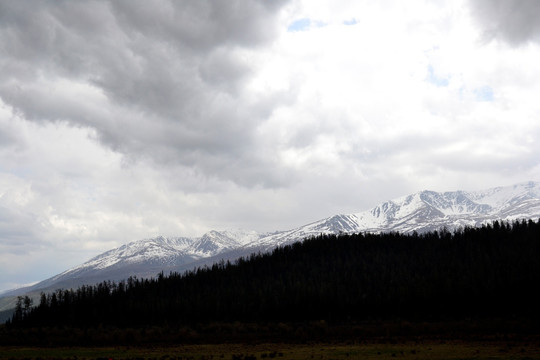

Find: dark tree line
7;219;540;328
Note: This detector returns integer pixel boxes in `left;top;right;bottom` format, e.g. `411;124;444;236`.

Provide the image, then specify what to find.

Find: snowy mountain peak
309;214;361;233
49;236;197;281
6;181;540;301
417;190;492;215
53;230;262;283
353;182;540;234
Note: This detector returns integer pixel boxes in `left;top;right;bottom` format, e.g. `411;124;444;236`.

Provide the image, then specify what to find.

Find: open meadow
2;340;540;360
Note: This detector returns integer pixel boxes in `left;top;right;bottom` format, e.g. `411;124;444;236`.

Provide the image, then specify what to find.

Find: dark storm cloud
0;0;292;187
109;1;285;51
469;0;540;45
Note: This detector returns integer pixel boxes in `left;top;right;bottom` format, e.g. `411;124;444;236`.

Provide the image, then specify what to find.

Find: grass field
2;341;540;360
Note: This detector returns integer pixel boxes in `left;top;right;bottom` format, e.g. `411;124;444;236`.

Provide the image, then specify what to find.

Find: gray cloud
0;206;41;249
469;0;540;45
0;0;292;188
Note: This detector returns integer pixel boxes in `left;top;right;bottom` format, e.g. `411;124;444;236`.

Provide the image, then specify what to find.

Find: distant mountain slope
251;181;540;249
351;181;540;233
5;230;261;297
2;181;540;308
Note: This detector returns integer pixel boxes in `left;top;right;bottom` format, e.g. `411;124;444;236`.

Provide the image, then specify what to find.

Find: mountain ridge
2;181;540;306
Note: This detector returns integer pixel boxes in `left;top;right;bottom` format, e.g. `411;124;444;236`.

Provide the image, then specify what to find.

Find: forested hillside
7;219;540;329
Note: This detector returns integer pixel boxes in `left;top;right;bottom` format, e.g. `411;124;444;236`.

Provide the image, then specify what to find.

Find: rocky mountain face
351;181;540;233
252;181;540;248
2;181;540;304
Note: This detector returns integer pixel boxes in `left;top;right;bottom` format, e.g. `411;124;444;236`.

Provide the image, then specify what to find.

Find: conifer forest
3;219;540;345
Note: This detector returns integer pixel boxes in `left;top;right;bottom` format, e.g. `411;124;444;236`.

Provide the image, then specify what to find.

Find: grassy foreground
2;341;540;360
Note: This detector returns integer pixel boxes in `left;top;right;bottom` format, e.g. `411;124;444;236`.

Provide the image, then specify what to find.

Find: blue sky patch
474;86;494;102
426;65;449;87
343;18;358;26
287;18;326;32
288;18;311;32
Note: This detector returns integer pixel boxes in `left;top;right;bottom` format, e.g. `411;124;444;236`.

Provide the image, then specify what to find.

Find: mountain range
1;181;540;317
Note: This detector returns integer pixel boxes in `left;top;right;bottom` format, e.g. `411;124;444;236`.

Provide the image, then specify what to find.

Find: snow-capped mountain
248;181;540;249
3;181;540;303
350;181;540;234
20;229;262;294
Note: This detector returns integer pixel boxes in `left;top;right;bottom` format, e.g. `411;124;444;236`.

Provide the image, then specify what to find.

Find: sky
1;0;540;292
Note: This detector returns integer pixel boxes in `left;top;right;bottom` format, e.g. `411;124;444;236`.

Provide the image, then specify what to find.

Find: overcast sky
1;0;540;291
